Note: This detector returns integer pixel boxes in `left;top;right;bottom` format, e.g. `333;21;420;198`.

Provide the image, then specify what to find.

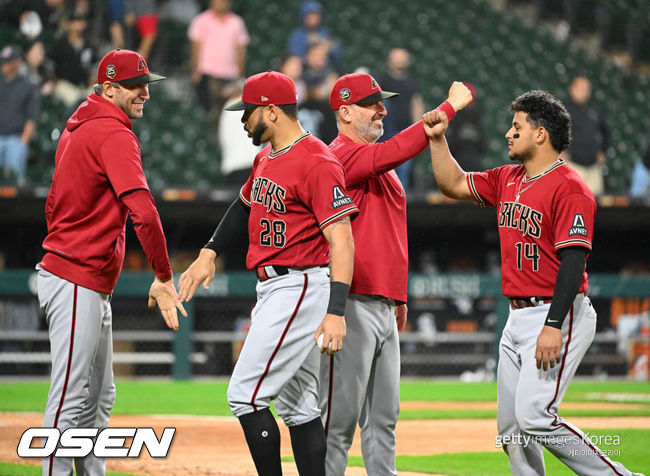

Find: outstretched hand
148;277;187;331
178;248;217;302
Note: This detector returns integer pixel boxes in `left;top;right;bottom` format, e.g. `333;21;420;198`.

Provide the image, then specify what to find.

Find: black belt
256;264;327;281
508;296;552;309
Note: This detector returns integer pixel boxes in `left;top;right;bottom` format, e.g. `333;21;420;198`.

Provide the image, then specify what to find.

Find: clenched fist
447;81;473;113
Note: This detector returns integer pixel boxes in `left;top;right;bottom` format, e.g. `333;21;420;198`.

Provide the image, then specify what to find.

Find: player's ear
266;104;279;122
535;127;547;145
338;106;352;124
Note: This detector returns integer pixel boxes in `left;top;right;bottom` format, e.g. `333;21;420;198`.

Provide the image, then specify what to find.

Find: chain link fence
0;271;648;379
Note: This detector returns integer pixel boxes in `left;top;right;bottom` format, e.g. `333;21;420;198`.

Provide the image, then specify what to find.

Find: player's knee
101;384;116;412
274;400;320;427
515;409;545;435
227;384;267;417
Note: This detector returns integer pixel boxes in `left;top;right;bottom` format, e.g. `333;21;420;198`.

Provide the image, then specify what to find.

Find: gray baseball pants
38;267;115;476
498;293;638;475
320;294;400;476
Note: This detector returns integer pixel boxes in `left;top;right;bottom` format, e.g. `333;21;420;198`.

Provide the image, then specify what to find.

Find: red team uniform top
239;132;358;269
329;121;430;303
40;94;172;294
467;159;596;297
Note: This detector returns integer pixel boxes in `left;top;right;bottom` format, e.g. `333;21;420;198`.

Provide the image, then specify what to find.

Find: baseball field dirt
2;411;648;475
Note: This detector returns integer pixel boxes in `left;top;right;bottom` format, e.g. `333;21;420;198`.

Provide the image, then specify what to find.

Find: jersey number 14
515;242;540;272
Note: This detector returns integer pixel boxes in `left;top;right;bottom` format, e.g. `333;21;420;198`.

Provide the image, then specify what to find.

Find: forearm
323;217;354;317
544;247;587;329
236;45;246;76
21;120;35;143
204;198;250;255
122;189;172;280
429;136;472;200
372;100;456;176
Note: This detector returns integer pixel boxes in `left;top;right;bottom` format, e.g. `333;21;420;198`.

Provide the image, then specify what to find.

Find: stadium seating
5;0;648;193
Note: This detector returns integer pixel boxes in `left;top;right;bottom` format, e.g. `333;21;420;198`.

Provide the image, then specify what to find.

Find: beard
251;118;267;146
509;143;535;162
353;117;383;143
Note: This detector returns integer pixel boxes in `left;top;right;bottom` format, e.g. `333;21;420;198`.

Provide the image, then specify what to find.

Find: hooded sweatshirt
40;94;172;294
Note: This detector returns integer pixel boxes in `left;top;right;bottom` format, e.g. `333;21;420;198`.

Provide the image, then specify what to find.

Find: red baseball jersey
240;132;358;269
40;94;172;294
329;122;428;303
467;159;596;297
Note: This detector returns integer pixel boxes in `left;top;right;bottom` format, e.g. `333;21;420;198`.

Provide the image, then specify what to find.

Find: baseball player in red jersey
37;49;186;476
320;73;472;476
178;71;358;476
425;90;644;476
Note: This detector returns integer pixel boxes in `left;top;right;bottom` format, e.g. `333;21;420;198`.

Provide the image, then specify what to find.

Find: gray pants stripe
249;273;309;411
49;283;77;476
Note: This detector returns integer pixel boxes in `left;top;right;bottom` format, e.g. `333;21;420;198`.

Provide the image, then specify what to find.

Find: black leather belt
509;296;552;309
256;264;327;281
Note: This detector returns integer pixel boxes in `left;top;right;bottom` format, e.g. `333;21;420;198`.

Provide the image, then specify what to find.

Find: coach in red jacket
320;73;472;476
37;49;185;476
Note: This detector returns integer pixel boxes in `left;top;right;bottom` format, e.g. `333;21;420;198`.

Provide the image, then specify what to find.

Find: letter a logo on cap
137;56;146;71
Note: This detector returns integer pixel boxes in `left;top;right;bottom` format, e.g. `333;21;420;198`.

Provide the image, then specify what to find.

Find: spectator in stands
563;76;610;196
287;1;342;69
376;47;424;190
0;45;39;185
630;144;650;198
279;55;306;102
188;0;249;133
217;80;260;186
108;0;126;48
23;39;55;94
298;82;337;144
48;11;96;107
1;0;66;39
301;41;337;91
125;0;159;61
446;82;485;172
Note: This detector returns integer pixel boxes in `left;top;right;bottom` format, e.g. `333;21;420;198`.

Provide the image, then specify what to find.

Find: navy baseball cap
0;45;22;63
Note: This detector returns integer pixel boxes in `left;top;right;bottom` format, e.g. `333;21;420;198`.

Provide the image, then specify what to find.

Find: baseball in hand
317;334;331;350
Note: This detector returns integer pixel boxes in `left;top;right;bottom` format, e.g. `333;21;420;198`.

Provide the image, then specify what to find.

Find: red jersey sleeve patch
553;193;596;251
304;162;358;229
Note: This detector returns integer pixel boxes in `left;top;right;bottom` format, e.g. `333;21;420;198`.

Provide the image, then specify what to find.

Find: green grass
0;462;138;476
2;380;649;416
3;380;649;475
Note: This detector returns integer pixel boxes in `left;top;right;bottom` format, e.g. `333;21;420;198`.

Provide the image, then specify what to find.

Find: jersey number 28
260;218;286;248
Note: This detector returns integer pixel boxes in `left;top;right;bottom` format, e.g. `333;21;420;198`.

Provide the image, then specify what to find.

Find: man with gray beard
320;73;472;475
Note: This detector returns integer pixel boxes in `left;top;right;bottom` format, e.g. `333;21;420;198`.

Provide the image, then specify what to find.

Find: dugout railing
0;270;648;379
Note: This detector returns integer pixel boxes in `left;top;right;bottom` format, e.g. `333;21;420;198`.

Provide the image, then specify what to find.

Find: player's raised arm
314;216;354;355
178;198;250;302
423;109;474;201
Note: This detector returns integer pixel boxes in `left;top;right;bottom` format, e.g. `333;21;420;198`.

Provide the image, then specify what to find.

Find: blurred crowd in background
0;0;648;195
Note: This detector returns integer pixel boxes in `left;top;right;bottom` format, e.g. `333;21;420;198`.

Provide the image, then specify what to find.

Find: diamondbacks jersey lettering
467;160;596;297
240;132;358;269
